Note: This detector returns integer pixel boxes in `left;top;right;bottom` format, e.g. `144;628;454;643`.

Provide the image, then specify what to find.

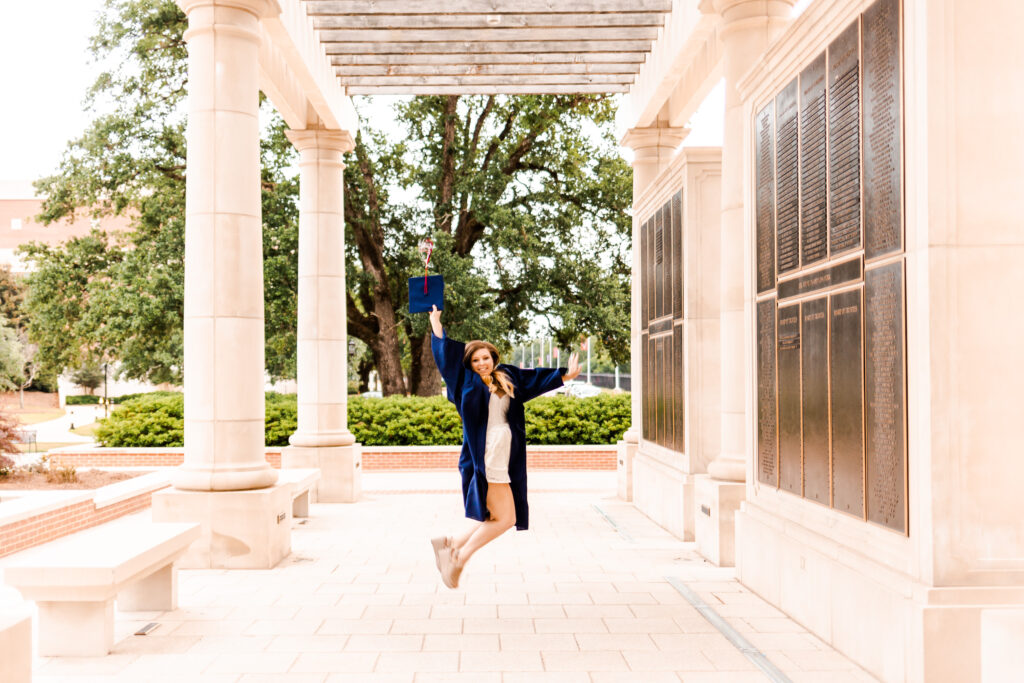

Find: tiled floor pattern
30;477;877;682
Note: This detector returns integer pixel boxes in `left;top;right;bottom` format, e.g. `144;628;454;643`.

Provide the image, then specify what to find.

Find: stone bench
276;467;321;518
0;607;31;682
3;515;200;656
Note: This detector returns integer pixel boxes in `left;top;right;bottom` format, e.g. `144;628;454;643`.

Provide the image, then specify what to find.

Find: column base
616;439;637;502
152;484;292;569
631;449;696;541
694;474;745;566
282;443;361;503
982;609;1024;682
0;609;31;681
171;461;279;492
736;501;1024;682
706;457;745;482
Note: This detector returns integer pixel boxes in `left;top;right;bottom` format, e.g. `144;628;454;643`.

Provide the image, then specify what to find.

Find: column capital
286;128;356;154
178;0;281;18
620;125;689;155
711;0;796;37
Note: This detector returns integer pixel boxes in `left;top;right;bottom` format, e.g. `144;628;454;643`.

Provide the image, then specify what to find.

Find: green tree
345;95;632;396
72;364;105;395
0;318;26;392
26;0;299;384
0;266;26;332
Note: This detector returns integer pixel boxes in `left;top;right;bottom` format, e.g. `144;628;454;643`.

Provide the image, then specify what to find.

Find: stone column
618;126;688;501
694;0;793;567
708;0;795;482
153;0;292;569
281;128;361;503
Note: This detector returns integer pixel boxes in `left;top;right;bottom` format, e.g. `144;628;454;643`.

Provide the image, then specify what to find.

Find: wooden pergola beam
311;13;667;30
332;63;642;76
316;27;659;43
304;0;672;14
345;83;631;95
324;40;653;54
338;73;633;86
330;52;647;65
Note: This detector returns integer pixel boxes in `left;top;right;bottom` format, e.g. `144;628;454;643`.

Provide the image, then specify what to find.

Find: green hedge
94;392;631;448
67;392;168;406
94;392;184;447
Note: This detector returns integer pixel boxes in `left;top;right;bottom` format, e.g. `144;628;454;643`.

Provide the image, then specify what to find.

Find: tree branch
436;95;459;234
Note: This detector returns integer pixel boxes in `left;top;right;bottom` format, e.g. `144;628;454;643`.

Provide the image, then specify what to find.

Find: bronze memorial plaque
801;297;829;504
673;324;684;452
756;104;776;293
830;288;865;517
828;20;861;256
656;337;668;446
654;208;665;320
642;331;651;440
778;257;862;301
863;0;902;260
800;52;828;266
647;319;672;336
641;218;650;329
865;262;906;532
662;202;673;321
757;299;778;485
777;304;802;494
775;78;800;276
672;190;684;319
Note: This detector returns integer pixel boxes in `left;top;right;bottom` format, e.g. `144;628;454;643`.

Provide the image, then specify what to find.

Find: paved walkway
30;474;876;682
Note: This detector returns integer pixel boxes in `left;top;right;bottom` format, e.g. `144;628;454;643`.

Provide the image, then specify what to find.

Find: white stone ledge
359;444;618;453
0;492;91;527
0;472;172;526
93;471;172;509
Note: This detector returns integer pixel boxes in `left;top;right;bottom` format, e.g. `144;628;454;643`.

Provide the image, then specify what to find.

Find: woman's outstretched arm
512;352;582;403
429;306;466;403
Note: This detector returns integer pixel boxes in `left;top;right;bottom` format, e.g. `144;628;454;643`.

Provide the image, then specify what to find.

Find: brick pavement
30;473;877;682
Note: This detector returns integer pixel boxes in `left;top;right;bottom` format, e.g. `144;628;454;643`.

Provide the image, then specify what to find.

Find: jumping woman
428;305;581;588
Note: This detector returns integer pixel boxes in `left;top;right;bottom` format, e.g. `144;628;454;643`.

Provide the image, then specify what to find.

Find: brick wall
49;446;616;471
0;489;159;559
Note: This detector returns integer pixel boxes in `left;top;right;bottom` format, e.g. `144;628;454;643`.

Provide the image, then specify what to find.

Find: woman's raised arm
429;305;444;339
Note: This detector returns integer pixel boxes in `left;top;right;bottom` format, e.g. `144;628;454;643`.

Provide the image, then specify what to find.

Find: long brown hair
463;340;516;398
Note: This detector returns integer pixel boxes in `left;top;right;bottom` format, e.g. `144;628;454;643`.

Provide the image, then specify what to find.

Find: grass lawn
71;422;99;437
16;442;79;453
15;410;66;425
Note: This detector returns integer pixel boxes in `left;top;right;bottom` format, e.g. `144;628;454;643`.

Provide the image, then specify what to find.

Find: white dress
483;392;512;484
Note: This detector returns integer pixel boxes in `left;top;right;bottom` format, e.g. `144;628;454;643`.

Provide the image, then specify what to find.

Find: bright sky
0;1;108;186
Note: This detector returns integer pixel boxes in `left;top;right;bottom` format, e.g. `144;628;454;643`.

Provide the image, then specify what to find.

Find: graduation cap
408;238;444;313
409;274;444;313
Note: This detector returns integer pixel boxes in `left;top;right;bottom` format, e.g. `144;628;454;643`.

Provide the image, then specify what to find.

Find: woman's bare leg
451;520;480;551
456;483;516;566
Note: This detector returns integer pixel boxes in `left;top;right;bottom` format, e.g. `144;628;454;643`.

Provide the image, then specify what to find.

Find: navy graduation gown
430;331;564;530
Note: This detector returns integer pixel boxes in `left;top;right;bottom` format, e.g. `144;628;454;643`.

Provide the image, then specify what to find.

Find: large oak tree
346;95;633;396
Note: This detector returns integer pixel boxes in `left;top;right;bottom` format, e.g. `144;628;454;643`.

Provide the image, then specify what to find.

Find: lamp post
586;336;591;384
102;362;109;419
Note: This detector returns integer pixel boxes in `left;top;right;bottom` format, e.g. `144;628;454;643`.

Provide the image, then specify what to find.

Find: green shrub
525;394;631;445
66;395;100;405
348;396;463;445
94;391;631;447
264;392;297;447
95;393;185;447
